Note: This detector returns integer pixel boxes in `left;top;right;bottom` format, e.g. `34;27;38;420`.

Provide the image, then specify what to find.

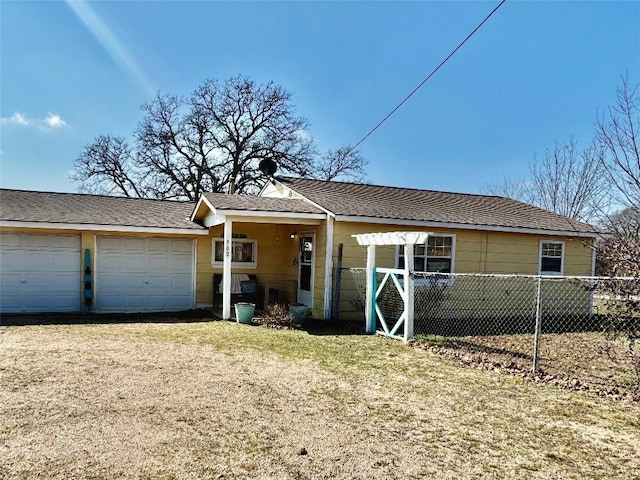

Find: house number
225;238;231;258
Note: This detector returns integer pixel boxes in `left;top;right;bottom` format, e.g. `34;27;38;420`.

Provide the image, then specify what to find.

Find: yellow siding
198;222;327;316
333;222;594;276
333;222;595;321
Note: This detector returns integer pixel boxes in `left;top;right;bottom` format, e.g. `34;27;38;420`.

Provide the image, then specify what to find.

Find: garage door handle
20;280;27;284
144;281;149;284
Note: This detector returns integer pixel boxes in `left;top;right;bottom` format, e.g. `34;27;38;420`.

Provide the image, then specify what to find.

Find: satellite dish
258;159;277;177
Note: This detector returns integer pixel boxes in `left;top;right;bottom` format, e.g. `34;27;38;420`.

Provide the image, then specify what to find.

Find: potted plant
288;303;309;324
234;302;255;324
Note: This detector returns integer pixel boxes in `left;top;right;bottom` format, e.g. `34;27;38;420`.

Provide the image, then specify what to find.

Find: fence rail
335;268;640;397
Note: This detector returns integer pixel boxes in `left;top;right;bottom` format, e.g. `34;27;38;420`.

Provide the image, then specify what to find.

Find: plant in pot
288;303;309;324
234;302;255;324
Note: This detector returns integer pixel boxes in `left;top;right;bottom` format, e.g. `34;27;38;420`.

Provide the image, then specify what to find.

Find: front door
297;233;315;308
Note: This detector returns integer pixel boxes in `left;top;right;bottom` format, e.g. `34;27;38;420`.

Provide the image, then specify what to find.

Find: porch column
222;217;233;320
403;244;414;342
365;244;376;333
323;214;334;320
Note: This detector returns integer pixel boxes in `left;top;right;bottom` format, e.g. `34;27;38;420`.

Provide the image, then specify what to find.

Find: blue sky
1;1;639;195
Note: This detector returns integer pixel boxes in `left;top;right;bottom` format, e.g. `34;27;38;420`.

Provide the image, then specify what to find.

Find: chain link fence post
532;275;543;372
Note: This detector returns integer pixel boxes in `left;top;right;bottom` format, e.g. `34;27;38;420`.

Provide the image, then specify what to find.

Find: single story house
0;177;598;318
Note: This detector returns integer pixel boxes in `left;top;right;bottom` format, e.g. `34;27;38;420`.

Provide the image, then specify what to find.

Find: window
539;241;564;275
397;235;455;273
212;238;257;269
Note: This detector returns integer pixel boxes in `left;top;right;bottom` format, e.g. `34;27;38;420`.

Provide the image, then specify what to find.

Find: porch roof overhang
191;193;326;227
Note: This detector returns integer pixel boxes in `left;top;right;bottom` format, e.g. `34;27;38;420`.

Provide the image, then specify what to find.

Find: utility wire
349;0;508;153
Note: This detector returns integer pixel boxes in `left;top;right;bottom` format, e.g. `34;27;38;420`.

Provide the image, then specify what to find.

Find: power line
350;0;508;153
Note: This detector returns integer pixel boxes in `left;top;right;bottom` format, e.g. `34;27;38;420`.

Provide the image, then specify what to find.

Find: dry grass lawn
1;320;639;479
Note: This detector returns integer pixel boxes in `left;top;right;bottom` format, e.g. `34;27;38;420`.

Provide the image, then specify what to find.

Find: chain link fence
332;267;367;321
335;268;640;396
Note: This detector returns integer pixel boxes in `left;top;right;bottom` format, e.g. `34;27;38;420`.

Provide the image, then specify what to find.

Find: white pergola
352;232;430;341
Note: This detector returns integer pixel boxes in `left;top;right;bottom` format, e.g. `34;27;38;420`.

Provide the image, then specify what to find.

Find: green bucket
289;303;309;324
234;303;255;324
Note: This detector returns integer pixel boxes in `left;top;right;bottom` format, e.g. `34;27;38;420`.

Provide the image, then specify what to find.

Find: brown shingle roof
278;177;598;234
202;192;324;214
0;189;203;230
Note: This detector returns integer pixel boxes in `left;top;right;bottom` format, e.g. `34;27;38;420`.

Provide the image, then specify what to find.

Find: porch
191;193;334;321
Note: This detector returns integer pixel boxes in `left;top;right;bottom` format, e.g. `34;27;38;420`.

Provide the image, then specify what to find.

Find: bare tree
529;138;608;221
70;135;146;197
596;76;640;211
603;206;640;240
313;147;367;182
72;76;366;199
483;137;608;222
482;175;532;204
594;76;640;277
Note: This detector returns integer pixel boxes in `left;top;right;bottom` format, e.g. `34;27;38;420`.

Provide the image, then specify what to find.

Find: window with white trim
212;238;257;269
539;241;563;275
397;235;455;273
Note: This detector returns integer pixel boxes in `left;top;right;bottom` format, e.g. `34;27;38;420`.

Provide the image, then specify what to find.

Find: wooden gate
352;231;430;343
373;267;408;340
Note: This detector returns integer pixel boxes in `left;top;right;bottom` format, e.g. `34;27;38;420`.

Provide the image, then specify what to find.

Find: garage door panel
148;255;169;272
171;254;193;273
0;252;23;271
168;295;192;309
123;275;149;289
0;273;22;288
99;254;123;271
147;276;169;288
99;237;122;250
22;273;51;288
171;239;193;253
25;252;51;271
147;295;167;309
0;293;22;310
96;237;194;312
123;295;146;309
51;273;81;291
123;237;147;251
99;274;124;290
171;274;192;290
148;239;170;252
0;232;22;248
52;252;81;269
51;294;80;310
0;233;81;313
98;294;125;310
122;256;148;273
23;235;52;248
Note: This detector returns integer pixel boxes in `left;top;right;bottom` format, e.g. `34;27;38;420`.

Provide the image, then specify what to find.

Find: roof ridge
278;176;511;200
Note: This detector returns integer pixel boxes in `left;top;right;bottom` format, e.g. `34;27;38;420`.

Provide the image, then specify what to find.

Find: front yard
1;319;639;479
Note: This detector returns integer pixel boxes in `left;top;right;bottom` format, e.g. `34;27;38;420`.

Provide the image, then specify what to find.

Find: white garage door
0;233;81;313
95;236;195;312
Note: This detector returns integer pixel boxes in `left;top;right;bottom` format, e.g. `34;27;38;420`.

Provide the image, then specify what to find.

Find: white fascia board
0;221;209;235
204;210;325;227
336;215;599;238
265;179;336;217
220;210;326;220
190;195;218;222
203;213;225;227
352;231;431;246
